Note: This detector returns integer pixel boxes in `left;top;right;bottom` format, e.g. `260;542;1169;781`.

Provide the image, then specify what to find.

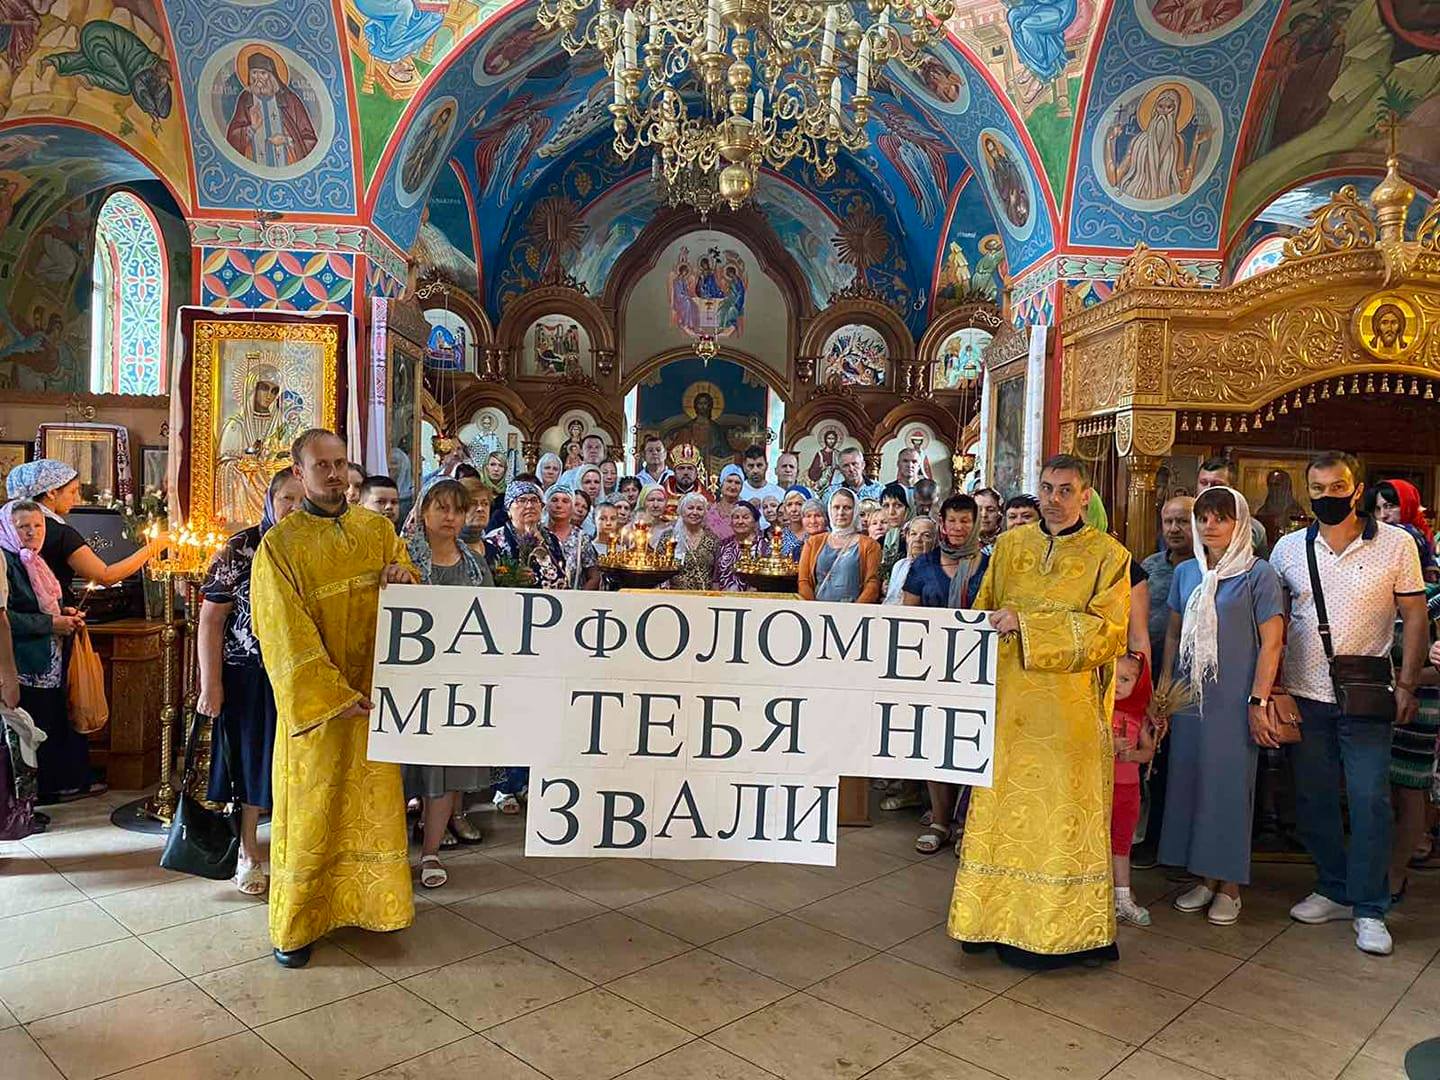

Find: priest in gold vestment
950;454;1131;968
252;429;418;967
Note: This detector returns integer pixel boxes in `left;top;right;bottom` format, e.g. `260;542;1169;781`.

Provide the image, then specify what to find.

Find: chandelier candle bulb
752;88;762;124
648;0;658;41
858;36;871;96
821;4;837;68
623;7;637;62
829;76;842;128
707;0;720;51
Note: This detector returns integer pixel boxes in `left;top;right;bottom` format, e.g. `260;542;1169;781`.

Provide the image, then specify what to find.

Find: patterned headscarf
542;482;575;528
0;500;63;615
6;459;77;503
504;479;544;510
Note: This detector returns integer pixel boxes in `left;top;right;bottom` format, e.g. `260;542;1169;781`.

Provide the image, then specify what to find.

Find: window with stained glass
89;191;167;395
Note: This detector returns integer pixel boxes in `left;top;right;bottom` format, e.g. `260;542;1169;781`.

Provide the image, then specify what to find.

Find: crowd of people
1;434;1435;975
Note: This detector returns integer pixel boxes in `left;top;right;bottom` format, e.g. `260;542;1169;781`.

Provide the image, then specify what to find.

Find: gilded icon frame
187;317;340;529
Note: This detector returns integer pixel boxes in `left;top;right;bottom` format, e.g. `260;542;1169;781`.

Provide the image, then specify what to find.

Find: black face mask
1311;494;1355;527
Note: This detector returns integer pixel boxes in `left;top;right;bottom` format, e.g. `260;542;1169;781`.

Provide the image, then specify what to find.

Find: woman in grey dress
403;479;494;888
1159;486;1284;925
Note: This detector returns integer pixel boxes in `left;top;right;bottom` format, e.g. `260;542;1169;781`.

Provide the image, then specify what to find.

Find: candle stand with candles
597;521;682;590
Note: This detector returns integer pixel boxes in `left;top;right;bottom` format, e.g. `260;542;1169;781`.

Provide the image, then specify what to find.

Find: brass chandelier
536;0;956;209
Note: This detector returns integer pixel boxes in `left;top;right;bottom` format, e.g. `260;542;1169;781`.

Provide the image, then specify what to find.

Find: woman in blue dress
1159;486;1285;926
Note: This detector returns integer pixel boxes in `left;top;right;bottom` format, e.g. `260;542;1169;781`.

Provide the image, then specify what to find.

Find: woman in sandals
402;479;496;888
901;494;990;855
196;470;305;895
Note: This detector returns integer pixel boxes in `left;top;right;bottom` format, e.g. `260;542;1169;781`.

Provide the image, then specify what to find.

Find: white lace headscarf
1178;485;1257;703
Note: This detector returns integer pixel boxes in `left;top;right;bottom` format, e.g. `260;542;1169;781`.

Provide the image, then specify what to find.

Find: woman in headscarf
196;469;305;894
480;450;509;500
1158;486;1284;926
638;483;670;526
798;488;880;604
660;492;729;591
599;459;620;499
566;464;604;536
901;493;989;854
484;479;568;813
1;500;88;806
799;495;828;540
403;479;496;883
707;464;745;541
543;483;600;590
1372;479;1438;583
6;459;165;607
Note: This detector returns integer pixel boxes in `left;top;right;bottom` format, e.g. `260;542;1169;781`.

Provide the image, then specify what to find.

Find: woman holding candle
6;459;166;607
196;470;305;894
0;500;89;806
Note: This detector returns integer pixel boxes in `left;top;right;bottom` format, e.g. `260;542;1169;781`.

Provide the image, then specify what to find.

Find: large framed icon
177;309;347;529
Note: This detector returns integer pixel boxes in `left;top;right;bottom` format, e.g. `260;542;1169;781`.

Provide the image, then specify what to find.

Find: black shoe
31;811;50;826
273;945;312;968
1130;848;1158;871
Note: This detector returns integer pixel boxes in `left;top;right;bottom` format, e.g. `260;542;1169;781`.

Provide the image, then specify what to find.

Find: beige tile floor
3;789;1439;1080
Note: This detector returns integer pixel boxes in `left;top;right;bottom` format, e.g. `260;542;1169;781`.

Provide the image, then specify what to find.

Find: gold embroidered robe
949;521;1131;957
251;506;415;951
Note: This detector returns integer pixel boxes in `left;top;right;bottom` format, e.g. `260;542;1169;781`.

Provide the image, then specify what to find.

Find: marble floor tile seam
1105;1042;1224;1079
0;938;191;1025
1136;993;1358;1070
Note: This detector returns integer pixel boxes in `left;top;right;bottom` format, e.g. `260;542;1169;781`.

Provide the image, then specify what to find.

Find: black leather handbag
1306;535;1396;722
160;712;239;879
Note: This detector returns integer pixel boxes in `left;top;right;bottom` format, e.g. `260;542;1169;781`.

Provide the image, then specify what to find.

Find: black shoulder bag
160;712;240;879
1306;533;1396;722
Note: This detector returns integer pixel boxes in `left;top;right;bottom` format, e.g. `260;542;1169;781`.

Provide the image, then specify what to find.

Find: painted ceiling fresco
0;0;1437;330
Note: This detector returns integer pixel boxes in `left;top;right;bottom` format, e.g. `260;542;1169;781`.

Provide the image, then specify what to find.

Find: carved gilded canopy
1060;178;1440;461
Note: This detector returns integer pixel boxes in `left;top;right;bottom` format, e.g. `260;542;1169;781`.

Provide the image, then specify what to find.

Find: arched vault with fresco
0;0;1436;546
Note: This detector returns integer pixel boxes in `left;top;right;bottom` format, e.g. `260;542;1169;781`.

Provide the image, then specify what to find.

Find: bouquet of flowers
491;553;535;588
95;487;168;548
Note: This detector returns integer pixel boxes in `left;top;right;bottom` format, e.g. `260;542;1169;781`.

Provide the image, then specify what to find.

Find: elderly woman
707;464;745;540
536;452;564;491
7;459;165;608
1159;486;1284;926
1;501;87;806
716;501;764;592
403;480;496;885
485;479;570;813
196;470;305;895
902;494;990;854
660;492;733;591
639;483;670;526
798;488;880;604
544;484;600;590
885;516;937;605
800;496;829;539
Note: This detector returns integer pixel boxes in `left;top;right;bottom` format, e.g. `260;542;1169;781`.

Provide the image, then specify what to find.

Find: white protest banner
368;586;996;865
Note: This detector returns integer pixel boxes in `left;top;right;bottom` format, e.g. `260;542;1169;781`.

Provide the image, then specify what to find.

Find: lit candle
821;4;837;68
706;0;720;52
752;88;763;124
857;35;871;96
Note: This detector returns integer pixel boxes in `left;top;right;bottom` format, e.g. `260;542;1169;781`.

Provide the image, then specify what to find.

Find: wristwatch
1247;695;1270;707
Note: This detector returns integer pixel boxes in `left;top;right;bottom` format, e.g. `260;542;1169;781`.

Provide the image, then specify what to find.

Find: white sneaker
1290;892;1353;924
1354;918;1393;956
1116;896;1152;927
1207;893;1242;925
1174;884;1215;913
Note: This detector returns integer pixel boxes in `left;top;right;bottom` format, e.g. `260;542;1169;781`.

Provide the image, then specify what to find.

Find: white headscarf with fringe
1178;485;1257;703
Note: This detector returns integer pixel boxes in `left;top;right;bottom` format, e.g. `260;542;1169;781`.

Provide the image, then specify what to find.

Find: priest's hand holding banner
368;587;996;866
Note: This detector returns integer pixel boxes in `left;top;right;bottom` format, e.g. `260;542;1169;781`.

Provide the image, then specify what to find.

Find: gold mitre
670;443;703;467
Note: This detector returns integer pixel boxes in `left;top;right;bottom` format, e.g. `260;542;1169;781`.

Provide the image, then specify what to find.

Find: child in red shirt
1112;651;1155;927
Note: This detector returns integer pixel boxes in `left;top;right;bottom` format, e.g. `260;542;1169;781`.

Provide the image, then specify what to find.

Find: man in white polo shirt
1269;451;1427;957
